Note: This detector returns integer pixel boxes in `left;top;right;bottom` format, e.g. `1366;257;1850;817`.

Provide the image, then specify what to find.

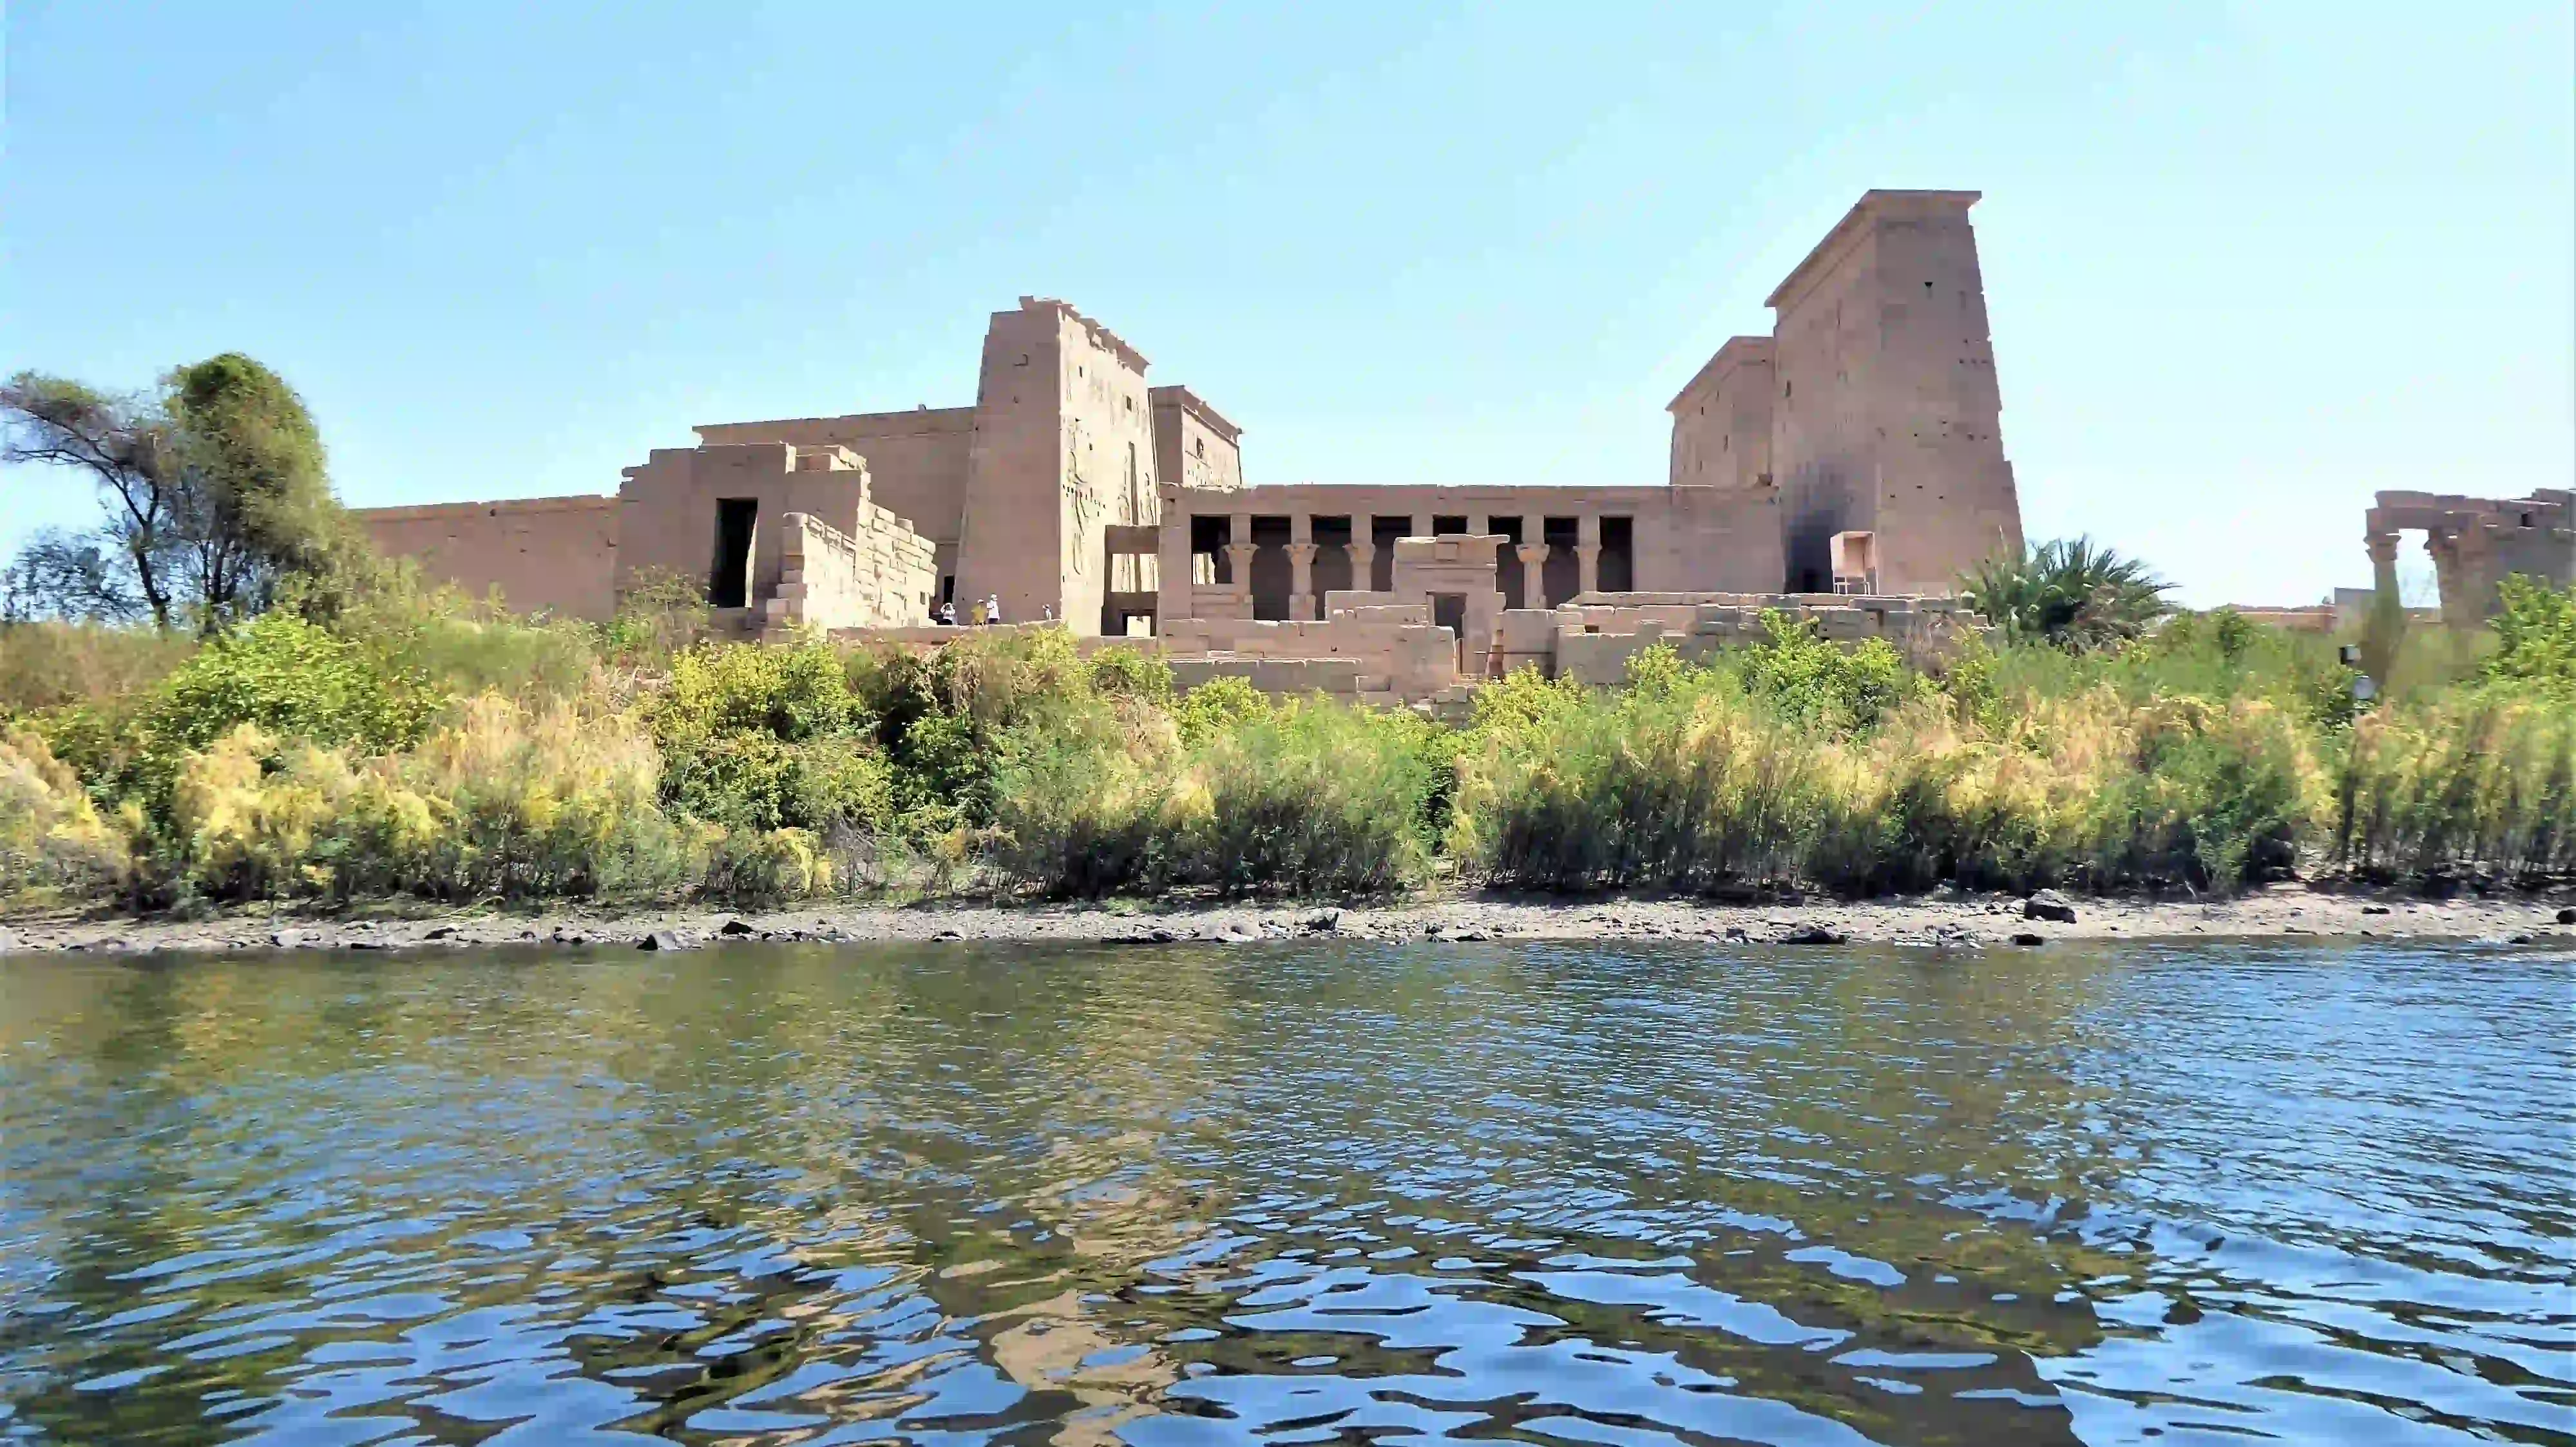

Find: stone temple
358;189;2027;703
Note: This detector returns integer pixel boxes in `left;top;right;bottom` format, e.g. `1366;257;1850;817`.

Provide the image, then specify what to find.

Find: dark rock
347;938;390;951
1304;907;1344;932
1451;928;1491;942
2508;934;2533;945
2361;905;2392;915
2557;907;2576;925
931;929;964;941
424;924;458;940
2024;889;2077;923
1722;926;1751;942
636;931;693;951
718;917;758;936
1779;925;1846;945
2010;931;2045;947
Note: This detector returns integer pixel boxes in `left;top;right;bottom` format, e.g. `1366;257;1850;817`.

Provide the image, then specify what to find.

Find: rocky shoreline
4;884;2573;957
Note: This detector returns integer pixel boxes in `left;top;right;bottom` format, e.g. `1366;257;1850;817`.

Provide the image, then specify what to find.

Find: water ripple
1;939;2568;1445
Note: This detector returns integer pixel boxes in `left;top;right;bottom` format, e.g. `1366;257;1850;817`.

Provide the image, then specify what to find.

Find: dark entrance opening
1312;516;1354;602
711;498;758;608
1493;517;1525;610
1600;516;1635;593
1370;516;1408;591
1432;515;1468;536
1249;516;1293;620
1431;592;1467;671
1190;515;1230;585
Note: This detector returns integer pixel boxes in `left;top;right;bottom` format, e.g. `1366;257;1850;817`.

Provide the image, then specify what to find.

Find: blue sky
5;1;2568;606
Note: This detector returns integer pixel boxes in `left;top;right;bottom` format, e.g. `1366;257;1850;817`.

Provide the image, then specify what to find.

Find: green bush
650;639;890;838
2483;574;2576;699
1730;614;1932;732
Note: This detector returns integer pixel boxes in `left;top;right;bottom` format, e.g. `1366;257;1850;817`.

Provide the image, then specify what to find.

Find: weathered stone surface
637;931;694;951
2025;890;2078;923
355;194;2023;674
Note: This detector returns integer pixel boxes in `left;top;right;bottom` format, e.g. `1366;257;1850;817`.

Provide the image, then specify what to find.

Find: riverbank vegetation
6;359;2571;914
3;567;2569;914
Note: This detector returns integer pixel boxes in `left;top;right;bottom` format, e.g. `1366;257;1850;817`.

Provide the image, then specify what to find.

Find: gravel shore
5;883;2572;956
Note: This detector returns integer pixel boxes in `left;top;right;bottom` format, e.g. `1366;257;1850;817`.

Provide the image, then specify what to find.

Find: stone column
2365;531;2399;603
1286;515;1317;620
1413;512;1433;540
1156;487;1191;625
2436;526;2495;625
1576;513;1603;598
1515;542;1549;609
1346;510;1376;596
1467;512;1487;537
1223;512;1255;601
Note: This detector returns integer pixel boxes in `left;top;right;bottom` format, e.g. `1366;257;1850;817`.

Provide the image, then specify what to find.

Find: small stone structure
2365;489;2571;624
355;189;2030;701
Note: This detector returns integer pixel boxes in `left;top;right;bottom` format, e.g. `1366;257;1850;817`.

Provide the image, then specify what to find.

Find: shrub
2336;694;2576;881
1172;674;1271;746
2483;574;2576;699
159;694;700;903
0;727;131;898
1165;701;1442;896
1730;614;1932;732
0;622;195;716
649;639;891;838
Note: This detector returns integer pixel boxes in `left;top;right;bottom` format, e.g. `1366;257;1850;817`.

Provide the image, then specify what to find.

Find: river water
1;940;2568;1446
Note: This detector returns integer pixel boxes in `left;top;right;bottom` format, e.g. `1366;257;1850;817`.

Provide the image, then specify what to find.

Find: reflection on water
1;940;2568;1446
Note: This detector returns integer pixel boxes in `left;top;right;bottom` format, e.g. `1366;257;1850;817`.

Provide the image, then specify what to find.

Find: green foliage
0;622;195;716
1172;674;1271;745
1961;536;2172;651
990;693;1440;899
2336;694;2576;881
8;563;2574;916
649;640;890;837
2482;574;2576;698
1733;613;1933;732
148;613;437;758
3;356;362;634
600;570;712;665
1085;645;1176;703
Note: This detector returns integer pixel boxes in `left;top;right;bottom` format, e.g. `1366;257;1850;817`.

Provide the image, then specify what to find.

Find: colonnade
1209;509;1609;620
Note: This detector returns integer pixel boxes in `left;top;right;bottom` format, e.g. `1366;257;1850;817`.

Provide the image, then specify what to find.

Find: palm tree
1961;536;2172;650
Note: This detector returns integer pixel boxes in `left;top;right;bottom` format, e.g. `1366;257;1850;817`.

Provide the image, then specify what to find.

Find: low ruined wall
356;496;620;621
1545;592;1990;685
1160;617;1460;701
763;507;939;634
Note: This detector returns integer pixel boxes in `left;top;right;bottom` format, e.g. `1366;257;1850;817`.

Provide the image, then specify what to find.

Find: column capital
2363;532;2399;563
1283;542;1320;563
1514;542;1551;565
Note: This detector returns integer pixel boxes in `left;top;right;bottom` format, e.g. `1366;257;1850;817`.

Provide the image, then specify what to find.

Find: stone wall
1666;336;1773;491
692;406;974;592
356;495;620;619
1766;191;2022;594
762;506;939;634
1541;592;1992;683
